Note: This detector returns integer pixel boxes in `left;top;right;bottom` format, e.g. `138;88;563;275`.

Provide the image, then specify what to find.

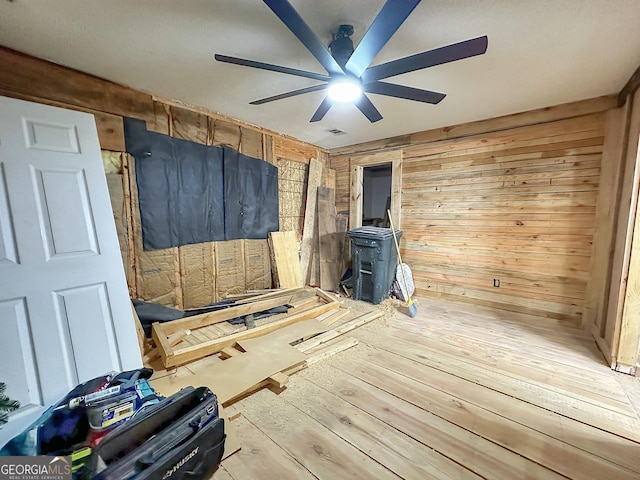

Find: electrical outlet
493;278;500;287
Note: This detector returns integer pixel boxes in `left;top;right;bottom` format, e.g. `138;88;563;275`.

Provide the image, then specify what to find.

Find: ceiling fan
214;0;488;123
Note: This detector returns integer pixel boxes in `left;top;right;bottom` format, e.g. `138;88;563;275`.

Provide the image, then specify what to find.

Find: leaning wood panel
606;89;640;357
269;231;303;288
300;158;323;284
617;195;640;372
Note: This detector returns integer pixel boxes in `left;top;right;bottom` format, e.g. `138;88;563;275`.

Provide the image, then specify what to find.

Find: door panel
0;163;19;265
54;283;120;381
0;96;141;441
32;166;99;258
0;297;41;407
23;118;80;153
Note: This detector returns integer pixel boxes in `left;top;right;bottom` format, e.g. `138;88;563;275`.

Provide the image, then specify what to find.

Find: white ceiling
1;0;640;149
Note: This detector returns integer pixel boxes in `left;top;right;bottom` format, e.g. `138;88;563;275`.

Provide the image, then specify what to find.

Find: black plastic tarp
223;146;279;240
124;118;278;250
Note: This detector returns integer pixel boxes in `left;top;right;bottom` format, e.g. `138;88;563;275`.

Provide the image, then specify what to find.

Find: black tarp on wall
124;118;278;250
223;146;279;240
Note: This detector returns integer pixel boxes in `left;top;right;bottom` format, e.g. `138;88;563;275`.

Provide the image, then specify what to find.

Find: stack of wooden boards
143;288;383;406
269;158;348;292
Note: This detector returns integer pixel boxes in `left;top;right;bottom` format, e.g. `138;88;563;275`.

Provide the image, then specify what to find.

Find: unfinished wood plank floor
212;297;640;479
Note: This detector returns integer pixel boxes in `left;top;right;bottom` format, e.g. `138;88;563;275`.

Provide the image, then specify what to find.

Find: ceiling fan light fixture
328;78;362;103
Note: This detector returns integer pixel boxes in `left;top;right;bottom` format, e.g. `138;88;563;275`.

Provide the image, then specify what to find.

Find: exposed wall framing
0;47;328;309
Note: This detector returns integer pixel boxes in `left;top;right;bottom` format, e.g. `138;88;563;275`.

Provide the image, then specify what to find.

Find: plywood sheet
151;338;306;405
269;231;303;288
300;158;322;284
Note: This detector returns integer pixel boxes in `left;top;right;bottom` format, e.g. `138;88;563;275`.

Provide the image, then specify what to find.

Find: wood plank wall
331;97;616;325
0;46;328;309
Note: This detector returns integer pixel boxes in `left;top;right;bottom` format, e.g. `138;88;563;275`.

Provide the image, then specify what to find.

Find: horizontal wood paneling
329;95;616;157
401;113;605;323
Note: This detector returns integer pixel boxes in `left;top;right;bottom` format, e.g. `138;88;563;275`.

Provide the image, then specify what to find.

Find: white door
0;96;141;443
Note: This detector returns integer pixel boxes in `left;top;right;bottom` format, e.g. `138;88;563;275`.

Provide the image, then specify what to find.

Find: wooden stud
300;159;323;284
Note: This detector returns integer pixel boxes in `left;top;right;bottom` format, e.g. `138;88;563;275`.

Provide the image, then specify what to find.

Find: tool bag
90;386;225;480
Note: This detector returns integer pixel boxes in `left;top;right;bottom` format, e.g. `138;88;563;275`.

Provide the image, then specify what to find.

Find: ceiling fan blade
263;0;344;76
214;54;330;82
354;94;383;123
364;81;445;104
250;84;327;105
345;0;420;78
362;35;488;83
310;97;333;122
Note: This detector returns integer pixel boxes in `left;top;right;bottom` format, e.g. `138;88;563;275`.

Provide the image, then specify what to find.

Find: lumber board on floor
303;337;358;365
269;231;303;288
295;310;382;352
151;339;306;404
159;290;339;367
237;319;327;349
157;295;293;336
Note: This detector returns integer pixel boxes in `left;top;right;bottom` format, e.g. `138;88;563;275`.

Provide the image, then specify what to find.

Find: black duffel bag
91;386;225;480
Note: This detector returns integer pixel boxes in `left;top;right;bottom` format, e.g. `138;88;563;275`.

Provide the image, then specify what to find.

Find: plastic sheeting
223;146;279;240
124;118;278;250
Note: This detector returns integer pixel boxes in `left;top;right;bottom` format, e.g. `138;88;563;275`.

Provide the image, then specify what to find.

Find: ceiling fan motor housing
329;24;355;68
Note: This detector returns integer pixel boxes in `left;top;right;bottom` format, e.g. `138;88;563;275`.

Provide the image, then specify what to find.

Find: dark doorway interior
362;163;392;227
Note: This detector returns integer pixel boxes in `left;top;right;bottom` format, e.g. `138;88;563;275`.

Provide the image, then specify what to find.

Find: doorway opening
362;163;392;227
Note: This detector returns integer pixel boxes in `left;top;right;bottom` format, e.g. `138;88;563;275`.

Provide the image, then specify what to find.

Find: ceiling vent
326;128;347;136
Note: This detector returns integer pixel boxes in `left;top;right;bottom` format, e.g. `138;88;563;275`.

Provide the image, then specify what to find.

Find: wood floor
212;297;640;479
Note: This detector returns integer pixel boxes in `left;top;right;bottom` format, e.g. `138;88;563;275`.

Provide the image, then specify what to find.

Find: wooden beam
159;295;293;336
608;88;640;359
618;62;640;107
616;181;640;372
143;329;188;364
304;337;359;365
161;290;339;367
300;158;323;284
584;107;627;333
296;310;383;352
0;46;154;123
267;372;290;388
319;308;351;326
131;304;146;356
